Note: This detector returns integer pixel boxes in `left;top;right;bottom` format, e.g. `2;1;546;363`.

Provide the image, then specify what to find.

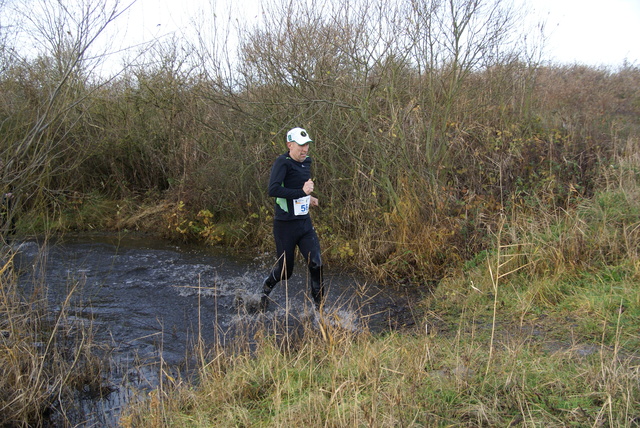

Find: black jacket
268;153;312;221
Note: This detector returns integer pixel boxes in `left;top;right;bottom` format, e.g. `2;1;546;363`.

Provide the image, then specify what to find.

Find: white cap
286;127;313;145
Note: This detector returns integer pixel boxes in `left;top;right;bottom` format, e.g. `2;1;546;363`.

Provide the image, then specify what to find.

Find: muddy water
12;233;423;426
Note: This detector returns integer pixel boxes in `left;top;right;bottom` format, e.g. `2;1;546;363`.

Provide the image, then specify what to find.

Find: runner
260;127;325;311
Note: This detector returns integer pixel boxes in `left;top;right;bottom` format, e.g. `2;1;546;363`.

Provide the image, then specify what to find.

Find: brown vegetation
0;254;111;426
3;0;638;287
1;0;640;424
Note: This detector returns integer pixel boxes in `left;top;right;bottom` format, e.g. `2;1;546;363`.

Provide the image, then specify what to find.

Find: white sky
115;0;640;69
526;0;640;66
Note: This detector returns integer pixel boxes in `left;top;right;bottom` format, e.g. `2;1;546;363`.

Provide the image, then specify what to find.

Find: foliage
1;0;639;286
2;0;640;426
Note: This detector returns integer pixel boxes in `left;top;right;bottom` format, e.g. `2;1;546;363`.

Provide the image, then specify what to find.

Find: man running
260;127;325;311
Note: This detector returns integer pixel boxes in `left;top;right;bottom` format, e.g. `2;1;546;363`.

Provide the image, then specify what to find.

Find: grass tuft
0;246;111;426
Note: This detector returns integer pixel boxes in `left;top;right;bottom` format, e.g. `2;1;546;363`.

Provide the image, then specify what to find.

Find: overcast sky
526;0;640;66
116;0;640;68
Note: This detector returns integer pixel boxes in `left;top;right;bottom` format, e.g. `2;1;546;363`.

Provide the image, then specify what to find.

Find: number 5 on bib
293;195;310;216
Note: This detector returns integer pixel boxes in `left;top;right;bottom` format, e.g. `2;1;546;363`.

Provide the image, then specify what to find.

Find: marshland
1;0;639;426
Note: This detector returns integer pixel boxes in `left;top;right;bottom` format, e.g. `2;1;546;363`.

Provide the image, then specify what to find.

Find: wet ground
12;233;425;426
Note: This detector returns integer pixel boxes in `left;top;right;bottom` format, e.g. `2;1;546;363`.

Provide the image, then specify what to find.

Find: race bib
293;195;310;216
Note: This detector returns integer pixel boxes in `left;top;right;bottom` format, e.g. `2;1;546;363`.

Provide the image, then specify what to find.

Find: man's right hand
303;179;314;195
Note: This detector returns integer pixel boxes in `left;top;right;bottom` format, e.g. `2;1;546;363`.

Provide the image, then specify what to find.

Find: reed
0;244;111;426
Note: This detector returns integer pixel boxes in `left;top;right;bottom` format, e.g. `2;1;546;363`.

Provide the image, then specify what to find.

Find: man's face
287;141;310;162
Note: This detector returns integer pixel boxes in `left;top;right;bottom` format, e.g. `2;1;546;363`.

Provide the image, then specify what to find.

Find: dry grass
0;247;110;427
120;299;640;427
